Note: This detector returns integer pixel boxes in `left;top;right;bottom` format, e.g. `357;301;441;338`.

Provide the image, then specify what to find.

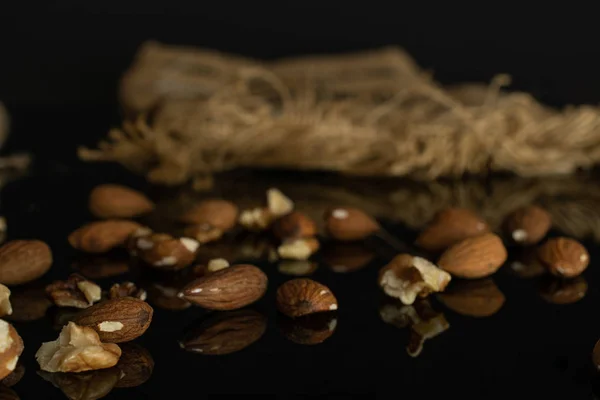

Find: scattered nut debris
206;258;230;273
108;282;147;301
438;279;505;317
378;254;451;305
46;274;102;309
276;278;338;318
538;237;589;278
277;237;320;261
503;205;551;246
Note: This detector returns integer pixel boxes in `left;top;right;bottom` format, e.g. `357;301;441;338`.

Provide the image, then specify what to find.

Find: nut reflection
6;285;52;322
321;241;375;273
379;299;448;357
71;256;130;279
278;260;318;276
114;343;154;388
38;368;120;400
0;385;19;399
508;249;546;279
180;309;266;355
539;276;587;305
1;363;24;387
51;308;80;331
278;312;337;345
437;279;505;317
145;283;191;311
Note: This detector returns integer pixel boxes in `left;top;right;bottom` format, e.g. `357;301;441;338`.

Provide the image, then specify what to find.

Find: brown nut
69;220;142;253
205;258;230;273
323;207;380;241
321;241;375;273
0;240;52;285
1;362;24;387
0;286;11;318
277;237;320;261
272;212;317;240
89;184;154;219
0;321;23;380
278;260;318;276
539;276;587;305
538;237;589;278
134;233;199;271
278;312;337;345
179;199;239;231
108;282;147;301
0;385;19;400
145;283;191;311
416;208;489;252
438;233;507;279
71;297;154;343
71;256;129;279
38;367;120;400
5;286;51;322
503;205;551;246
378;254;451;305
114;343;154;388
276;279;338;318
36;322;121;373
46;274;102;309
183;224;224;245
181;264;268;311
437;279;505;317
179;309;266;355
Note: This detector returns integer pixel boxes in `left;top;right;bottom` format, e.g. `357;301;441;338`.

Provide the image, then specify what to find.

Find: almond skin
0;240;52;285
69;220;142;253
416;208;489;252
72;297;154;343
437;233;507;279
272;212;317;240
179;199;239;231
89;184;154;219
323;207;379;241
537;237;589;278
437;279;505;317
276;279;338;318
181;264;268;310
503;205;551;246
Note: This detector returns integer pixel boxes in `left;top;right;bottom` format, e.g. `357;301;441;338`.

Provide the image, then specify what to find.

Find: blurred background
1;1;599;109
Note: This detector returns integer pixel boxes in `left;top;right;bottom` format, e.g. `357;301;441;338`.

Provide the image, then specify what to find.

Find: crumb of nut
184;224;224;244
134;233;198;271
378;254;451;305
108;282;147;301
36;322;121;373
0;320;24;380
267;188;294;217
239;208;273;232
206;258;230;273
46;274;102;309
0;285;11;317
277;238;320;261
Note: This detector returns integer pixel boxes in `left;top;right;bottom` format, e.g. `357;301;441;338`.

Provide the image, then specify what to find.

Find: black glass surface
1;108;600;399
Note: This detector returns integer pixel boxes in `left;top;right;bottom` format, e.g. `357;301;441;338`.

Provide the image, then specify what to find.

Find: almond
0;321;23;380
276;279;338;318
503;205;551;245
133;233;198;271
89;184;154;219
323;207;380;241
537;237;589;278
72;297;154;343
0;240;52;285
437;233;507;279
69;220;142;253
272;212;317;240
437;279;505;317
416;208;489;252
179;310;266;355
179;199;239;231
180;264;268;310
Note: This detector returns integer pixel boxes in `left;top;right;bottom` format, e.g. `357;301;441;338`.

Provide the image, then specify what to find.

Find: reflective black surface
2;108;600;399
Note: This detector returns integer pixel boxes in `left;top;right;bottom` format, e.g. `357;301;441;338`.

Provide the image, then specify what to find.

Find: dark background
1;2;600;109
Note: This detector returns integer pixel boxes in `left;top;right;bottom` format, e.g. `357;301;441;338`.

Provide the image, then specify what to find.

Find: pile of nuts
0;181;596;398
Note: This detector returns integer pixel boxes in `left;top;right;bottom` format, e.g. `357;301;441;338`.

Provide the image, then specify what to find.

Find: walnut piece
183;224;224;244
0;285;12;317
36;322;121;373
267;188;294;217
108;282;147;301
0;320;24;380
379;254;451;305
239;208;273;231
277;238;320;260
46;274;102;309
206;258;230;273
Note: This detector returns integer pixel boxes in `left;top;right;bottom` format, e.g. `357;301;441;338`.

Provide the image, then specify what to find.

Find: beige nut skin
437;233;507;279
324;207;380;241
0;240;52;285
89;184;154;219
503;205;551;246
276;279;338;318
537;237;589;278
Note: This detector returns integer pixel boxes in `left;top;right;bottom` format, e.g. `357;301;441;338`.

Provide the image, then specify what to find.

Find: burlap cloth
79;41;600;186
